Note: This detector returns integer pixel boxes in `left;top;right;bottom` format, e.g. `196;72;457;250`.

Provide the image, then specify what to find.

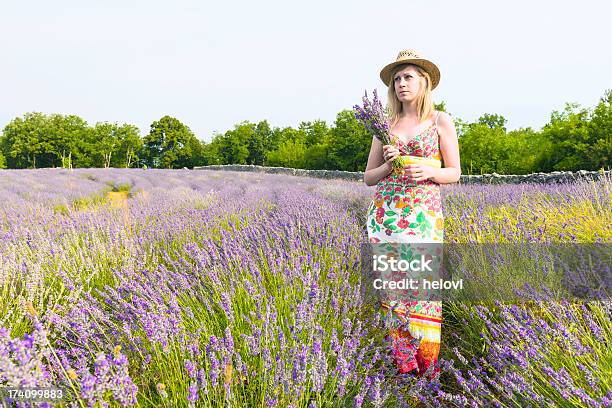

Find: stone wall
193;164;610;184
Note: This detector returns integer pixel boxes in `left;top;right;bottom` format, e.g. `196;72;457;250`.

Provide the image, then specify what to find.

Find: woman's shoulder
433;111;457;140
434;111;453;127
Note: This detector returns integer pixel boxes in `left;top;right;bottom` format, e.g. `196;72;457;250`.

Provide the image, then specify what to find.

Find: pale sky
1;0;610;143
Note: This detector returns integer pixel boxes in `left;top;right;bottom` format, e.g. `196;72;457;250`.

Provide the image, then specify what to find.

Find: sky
1;0;610;143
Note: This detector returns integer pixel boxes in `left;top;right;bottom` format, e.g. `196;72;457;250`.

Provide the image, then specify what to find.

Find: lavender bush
0;168;609;407
353;89;404;175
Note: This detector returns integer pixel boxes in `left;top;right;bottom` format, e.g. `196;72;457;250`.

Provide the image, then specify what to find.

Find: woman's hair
386;63;434;127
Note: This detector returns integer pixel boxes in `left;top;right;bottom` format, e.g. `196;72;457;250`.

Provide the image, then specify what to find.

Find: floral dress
366;111;443;379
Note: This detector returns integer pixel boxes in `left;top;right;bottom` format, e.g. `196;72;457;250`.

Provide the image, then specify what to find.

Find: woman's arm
363;136;394;186
430;112;461;184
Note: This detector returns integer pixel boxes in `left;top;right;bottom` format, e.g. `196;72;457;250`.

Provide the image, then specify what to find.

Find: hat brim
380;59;440;90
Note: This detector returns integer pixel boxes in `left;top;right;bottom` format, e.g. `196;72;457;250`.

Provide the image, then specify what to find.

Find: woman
364;49;461;379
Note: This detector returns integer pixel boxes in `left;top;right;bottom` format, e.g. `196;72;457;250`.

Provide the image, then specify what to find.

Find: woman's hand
404;164;437;182
382;144;400;165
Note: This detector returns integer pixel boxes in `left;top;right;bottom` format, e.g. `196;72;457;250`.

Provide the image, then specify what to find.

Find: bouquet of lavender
353;89;404;175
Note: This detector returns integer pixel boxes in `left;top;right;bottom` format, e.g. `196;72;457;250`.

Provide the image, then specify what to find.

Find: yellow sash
398;155;441;168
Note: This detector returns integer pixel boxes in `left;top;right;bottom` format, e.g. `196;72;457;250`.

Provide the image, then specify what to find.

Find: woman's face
393;65;423;102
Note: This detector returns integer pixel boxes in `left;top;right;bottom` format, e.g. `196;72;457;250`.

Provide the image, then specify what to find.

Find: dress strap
434;111;441;127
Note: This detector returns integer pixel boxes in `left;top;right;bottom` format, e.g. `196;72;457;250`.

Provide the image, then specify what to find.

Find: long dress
366;111;444;379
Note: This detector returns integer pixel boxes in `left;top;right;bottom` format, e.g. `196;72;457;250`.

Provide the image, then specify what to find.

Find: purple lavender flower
353;89;403;174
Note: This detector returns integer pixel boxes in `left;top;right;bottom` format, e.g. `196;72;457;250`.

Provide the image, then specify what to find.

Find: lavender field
0;168;610;407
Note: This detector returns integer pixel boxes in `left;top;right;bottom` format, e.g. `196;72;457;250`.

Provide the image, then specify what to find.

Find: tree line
0;90;609;174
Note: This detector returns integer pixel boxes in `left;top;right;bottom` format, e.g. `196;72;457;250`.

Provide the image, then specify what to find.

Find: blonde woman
364;50;461;379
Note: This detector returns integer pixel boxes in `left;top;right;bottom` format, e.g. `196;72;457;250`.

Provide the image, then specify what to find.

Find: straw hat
379;49;441;90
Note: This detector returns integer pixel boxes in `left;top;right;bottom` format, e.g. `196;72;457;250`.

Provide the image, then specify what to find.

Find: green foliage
540;103;593;171
45;114;89;168
587;90;612;170
52;204;70;215
299;120;329;148
303;143;331;170
89;123;143;168
248;121;270;165
201;136;222;165
327;110;371;171
0;90;609;173
504;128;553;174
92;122;118;168
457;115;553;175
142;116;204;169
537;91;610;172
478;113;507;130
115;124;144;168
0;113;143;169
264;126;308;167
216;122;253;165
52;183;133;215
433;101;447;113
459;123;507;174
1;112;47;168
106;181;132;194
453;117;470;139
266;127;285;153
266;139;306;168
458;90;610;174
202;120;272;166
71;193;108;211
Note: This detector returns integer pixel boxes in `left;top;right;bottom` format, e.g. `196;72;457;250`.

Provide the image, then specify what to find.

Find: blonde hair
386;63;435;127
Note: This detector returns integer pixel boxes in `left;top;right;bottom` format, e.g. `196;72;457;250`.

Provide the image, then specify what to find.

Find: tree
327;110;371;171
216;123;251;165
44;114;89;168
303;143;331;169
72;127;99;168
540;103;592;171
502;128;553;174
586;89;611;170
218;120;267;166
267;139;306;168
92;122;119;168
266;127;285;154
248;120;270;165
458;123;508;174
264;126;308;168
1;112;49;168
142;116;201;168
434;101;447;113
453;117;470;139
299;120;329;148
478;113;507;131
202;134;223;165
299;120;331;169
114;124;143;168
